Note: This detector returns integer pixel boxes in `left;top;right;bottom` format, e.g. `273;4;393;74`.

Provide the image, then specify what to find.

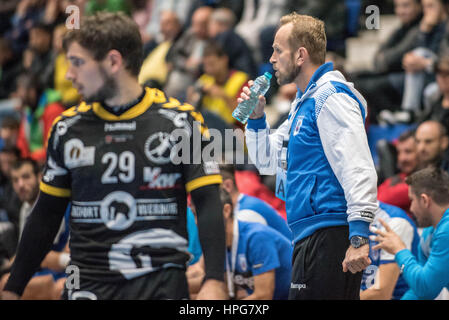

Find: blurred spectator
85;0;130;16
164;6;213;99
421;55;449;131
400;0;448;112
234;0;287;56
0;158;69;299
0;0;20;36
220;164;292;240
352;0;423;123
0;146;22;259
187;41;249;127
219;188;291;300
0;117;20;150
378;130;419;218
144;0;195;45
415;120;449;170
208;7;257;78
14;73;65;164
4;0;47;55
24;22;55;89
138;10;182;89
361;201;419;300
52;24;80;107
287;0;347;55
0;37;22;99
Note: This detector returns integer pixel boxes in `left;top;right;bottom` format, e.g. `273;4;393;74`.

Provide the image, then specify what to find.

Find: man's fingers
370;225;386;237
378;218;392;232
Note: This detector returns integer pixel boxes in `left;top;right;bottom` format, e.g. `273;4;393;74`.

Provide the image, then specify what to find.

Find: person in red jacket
14;73;65;165
378;130;419;219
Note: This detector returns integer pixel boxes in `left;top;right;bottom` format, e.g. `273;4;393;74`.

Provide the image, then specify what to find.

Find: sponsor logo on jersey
43;156;68;182
53;115;82;149
64;139;95;169
100;191;137;230
144;132;175;164
71;194;179;227
158;109;191;132
142;167;181;190
104;134;134;144
104;122;136;132
203;161;220;175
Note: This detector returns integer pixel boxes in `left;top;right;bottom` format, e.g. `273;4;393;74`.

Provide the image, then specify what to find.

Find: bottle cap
263;72;272;80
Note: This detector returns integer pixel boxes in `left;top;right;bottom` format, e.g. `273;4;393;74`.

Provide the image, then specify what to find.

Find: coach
241;13;379;299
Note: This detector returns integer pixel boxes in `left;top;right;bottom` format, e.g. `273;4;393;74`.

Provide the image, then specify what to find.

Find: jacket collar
296;62;334;99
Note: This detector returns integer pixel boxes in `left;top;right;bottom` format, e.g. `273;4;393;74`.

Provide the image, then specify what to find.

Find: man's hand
402;53;432;73
342;244;371;274
196;279;228;300
371;218;407;255
237;80;266;120
1;291;19;300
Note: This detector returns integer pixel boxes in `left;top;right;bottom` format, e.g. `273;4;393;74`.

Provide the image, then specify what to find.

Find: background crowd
0;0;448;300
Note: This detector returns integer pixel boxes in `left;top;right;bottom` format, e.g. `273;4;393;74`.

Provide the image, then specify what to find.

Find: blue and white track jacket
245;62;378;244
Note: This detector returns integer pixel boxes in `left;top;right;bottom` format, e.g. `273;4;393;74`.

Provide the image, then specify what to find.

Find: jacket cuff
395;248;412;267
348;220;371;239
246;114;267;130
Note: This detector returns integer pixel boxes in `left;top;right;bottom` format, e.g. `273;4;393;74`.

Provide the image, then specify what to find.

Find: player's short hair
219;163;236;184
406;167;449;206
279;12;326;65
63;11;143;77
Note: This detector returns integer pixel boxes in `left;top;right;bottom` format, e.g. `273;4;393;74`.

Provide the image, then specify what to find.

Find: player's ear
106;49;123;73
223;203;232;220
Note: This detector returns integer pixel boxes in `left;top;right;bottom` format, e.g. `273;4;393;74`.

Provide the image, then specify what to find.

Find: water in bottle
232;72;272;124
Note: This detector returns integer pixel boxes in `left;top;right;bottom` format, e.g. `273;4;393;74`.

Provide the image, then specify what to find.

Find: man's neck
105;79;143;107
432;205;449;228
296;64;320;94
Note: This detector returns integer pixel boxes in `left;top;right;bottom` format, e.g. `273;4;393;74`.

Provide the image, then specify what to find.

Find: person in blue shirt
372;167;449;299
220;188;292;300
361;201;419;300
220;164;292;241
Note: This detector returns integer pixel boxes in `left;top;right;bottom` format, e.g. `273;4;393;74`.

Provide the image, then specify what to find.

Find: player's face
408;188;432;228
66;42;117;103
270;23;301;86
11;164;40;204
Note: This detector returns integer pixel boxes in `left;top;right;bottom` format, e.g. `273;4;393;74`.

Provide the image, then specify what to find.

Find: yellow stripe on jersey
92;87;155;121
40;182;71;198
185;175;223;193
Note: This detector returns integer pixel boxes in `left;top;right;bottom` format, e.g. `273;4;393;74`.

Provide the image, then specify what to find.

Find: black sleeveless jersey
40;87;222;282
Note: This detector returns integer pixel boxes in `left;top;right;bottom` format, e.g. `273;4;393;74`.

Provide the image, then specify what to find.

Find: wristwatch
350;236;369;248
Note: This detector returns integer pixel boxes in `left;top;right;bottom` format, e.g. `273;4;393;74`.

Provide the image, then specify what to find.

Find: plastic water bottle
232;72;272;124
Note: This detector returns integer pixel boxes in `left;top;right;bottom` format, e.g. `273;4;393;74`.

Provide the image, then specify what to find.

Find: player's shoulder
150;88;209;138
49;102;93;134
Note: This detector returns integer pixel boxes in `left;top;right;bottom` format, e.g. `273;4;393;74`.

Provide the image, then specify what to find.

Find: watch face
351;236;368;248
351;237;361;247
